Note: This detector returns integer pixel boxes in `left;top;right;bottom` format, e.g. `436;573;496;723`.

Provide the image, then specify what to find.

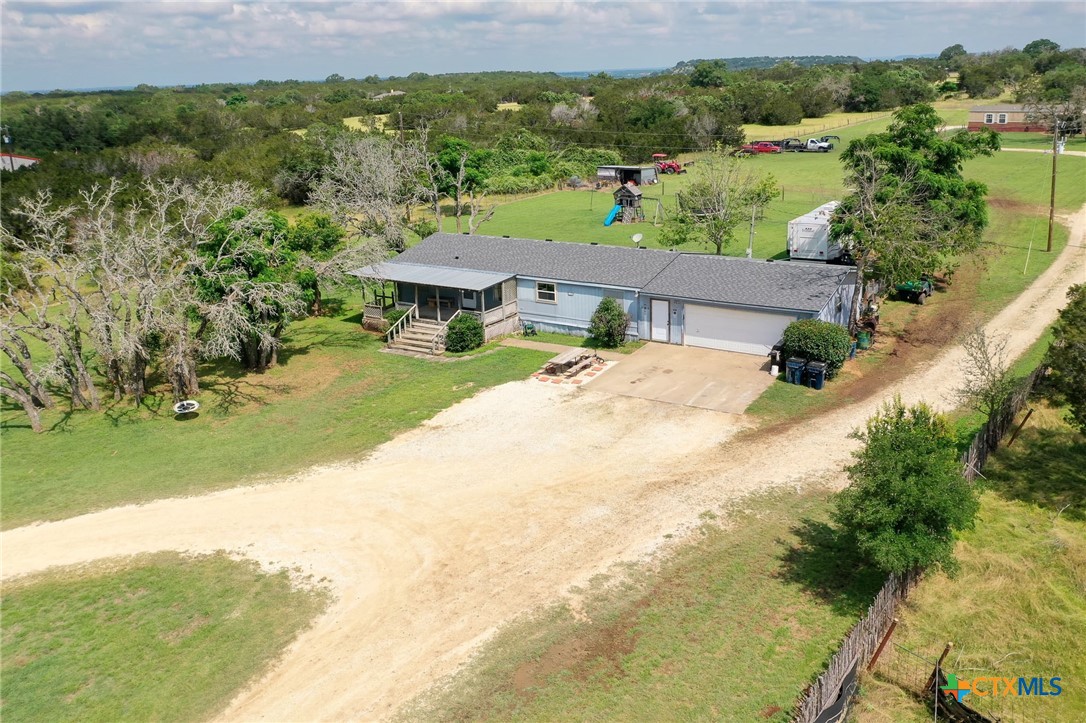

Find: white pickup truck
779;137;833;153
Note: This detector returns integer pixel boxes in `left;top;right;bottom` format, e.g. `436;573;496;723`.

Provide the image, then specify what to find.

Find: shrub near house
588;297;630;348
781;319;852;378
445;314;485;352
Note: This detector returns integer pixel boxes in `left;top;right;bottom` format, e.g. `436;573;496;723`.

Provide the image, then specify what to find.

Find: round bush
780;319;852;378
444;314;485;353
588;297;630;348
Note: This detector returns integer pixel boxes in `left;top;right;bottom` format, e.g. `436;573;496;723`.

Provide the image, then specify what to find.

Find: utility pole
1046;120;1059;253
746;203;757;258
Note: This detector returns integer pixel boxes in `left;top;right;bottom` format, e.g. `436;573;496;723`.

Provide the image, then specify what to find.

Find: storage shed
596;165;659;186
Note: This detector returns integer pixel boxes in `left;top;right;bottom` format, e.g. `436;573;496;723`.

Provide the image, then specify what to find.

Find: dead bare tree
310;134;425;252
2;178;272;412
401;126;445;233
467;190;495;234
956;325;1020;449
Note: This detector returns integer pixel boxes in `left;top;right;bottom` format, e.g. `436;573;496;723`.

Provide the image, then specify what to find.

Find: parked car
738;141;783;155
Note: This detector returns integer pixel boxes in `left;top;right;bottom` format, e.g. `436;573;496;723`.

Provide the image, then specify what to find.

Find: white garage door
684;304;797;355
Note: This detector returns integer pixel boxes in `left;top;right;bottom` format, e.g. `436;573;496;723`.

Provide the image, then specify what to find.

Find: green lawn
478;116;1085;263
999;132;1086;151
399;489;884;722
1;552;328;722
854;405;1086;723
528;331;646;354
1;293;551;528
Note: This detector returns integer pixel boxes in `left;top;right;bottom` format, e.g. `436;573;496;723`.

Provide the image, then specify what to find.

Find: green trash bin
856;330;872;350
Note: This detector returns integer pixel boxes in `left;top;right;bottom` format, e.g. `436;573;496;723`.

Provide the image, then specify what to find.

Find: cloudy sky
2;1;1083;91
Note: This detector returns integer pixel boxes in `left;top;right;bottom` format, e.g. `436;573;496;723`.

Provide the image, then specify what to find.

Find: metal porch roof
351;261;513;291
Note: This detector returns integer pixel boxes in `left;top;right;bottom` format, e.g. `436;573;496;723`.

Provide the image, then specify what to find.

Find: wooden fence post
924;642;954;692
867;617;898;671
1007;408;1035;447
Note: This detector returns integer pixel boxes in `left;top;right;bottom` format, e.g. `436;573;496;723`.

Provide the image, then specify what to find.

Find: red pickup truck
737;141;782;155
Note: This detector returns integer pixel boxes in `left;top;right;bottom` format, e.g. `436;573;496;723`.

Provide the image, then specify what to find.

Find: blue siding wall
816;274;857;328
517;278;639;337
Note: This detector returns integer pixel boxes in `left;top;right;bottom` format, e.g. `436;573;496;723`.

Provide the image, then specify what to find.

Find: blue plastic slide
603;205;622;226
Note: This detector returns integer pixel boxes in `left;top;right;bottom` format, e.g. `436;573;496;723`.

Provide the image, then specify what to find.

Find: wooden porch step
390;338;439;353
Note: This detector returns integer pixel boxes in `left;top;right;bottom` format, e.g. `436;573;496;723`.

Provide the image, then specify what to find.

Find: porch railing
431;310;462;354
386;303;418;344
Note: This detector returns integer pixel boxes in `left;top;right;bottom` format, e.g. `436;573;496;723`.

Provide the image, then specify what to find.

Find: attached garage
683;304;797;355
639;254;856;357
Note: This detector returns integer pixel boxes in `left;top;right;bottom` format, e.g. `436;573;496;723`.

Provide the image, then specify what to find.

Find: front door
650;299;670;342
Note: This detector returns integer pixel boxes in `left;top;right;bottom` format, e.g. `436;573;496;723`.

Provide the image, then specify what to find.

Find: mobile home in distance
788;201;842;262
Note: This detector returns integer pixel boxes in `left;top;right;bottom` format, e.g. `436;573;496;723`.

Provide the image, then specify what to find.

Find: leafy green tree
661;154;779;256
1023;39;1060;58
1044;284;1086;433
834;398;979;575
287;213;346;314
832;104;1000;327
689;60;729;88
588;297;630;348
199;208;304;371
938;44;968;63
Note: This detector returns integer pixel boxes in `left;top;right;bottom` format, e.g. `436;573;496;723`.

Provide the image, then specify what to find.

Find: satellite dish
631;233;643;247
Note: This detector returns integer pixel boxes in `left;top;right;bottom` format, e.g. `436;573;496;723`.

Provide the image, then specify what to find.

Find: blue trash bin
785;357;806;385
806;361;828;390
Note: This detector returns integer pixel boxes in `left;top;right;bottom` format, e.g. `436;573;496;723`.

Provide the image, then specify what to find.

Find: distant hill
667;56;864;73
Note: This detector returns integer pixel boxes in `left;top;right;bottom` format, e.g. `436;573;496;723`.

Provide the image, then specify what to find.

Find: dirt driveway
586;343;774;414
3;206;1083;721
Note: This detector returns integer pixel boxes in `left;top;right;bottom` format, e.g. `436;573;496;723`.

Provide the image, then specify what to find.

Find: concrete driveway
586;342;774;414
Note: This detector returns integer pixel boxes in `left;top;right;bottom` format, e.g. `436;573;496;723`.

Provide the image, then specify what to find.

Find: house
372;89;406;101
0;153;41;171
966;104;1044;133
596;165;659;186
353;234;855;356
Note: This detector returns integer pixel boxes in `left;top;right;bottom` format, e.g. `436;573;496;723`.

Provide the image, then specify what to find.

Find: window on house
535;282;557;304
997;113;1007;124
984;113;994;124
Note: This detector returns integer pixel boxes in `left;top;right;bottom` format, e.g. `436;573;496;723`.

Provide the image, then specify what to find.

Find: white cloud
0;1;1083;90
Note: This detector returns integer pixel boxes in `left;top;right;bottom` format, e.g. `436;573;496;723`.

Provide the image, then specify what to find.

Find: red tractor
652;153;686;174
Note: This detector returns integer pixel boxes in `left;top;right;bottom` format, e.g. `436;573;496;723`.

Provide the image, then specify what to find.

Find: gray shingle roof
395;233;675;289
386;234;854;312
640;254;854;312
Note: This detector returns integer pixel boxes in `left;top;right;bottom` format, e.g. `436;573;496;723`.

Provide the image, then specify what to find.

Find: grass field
0;293;551;528
1;552;328;722
399;489;884;722
853;405;1086;723
479;113;1085;259
741;110;893;143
